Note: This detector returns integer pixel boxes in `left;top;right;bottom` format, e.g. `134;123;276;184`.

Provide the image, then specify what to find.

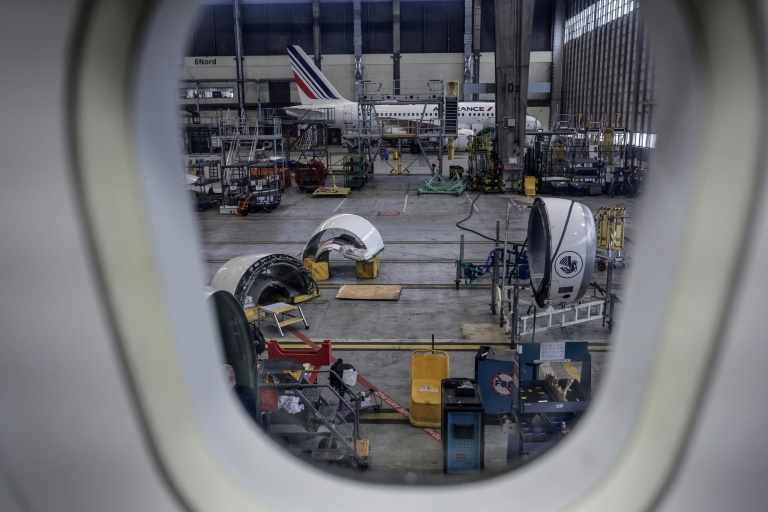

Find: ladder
444;97;458;136
221;117;258;165
260;369;370;470
255;302;309;337
295;124;317;151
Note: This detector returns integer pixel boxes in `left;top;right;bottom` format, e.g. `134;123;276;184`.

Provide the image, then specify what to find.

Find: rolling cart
296;160;326;192
246;164;282;213
330;359;382;414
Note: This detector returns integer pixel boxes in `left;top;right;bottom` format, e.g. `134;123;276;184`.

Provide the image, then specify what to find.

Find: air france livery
285;45;541;137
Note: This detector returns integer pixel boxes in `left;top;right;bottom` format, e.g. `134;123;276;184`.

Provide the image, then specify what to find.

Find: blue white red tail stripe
287;46;344;103
288;50;329;100
287;46;337;100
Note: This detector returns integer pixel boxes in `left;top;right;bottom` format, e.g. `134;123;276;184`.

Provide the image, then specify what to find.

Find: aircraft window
52;0;768;507
175;36;650;486
78;0;732;504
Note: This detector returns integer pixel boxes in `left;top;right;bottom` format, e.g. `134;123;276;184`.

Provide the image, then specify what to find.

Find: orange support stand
267;339;333;367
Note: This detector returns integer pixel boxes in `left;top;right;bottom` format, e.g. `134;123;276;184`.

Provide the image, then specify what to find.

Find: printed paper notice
539;342;566;361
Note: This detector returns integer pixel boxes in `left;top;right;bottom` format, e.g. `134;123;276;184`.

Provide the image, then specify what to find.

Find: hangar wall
179;0;557;128
560;0;655;146
179;0;654;138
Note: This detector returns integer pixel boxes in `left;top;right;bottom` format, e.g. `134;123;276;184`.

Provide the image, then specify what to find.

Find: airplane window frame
68;0;767;510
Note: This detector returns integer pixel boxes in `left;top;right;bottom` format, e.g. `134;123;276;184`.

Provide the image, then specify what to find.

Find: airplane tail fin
288;45;347;104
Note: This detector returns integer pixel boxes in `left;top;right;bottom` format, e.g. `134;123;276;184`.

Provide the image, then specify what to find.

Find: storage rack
342;154;366;190
220;162;281;214
506;342;592;460
524;115;636;196
467;135;504;193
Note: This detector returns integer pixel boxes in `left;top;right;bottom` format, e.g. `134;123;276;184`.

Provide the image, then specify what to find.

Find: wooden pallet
312;187;351;197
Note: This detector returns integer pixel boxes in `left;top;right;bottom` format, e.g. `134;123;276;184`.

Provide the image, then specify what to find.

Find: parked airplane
285;45;541;151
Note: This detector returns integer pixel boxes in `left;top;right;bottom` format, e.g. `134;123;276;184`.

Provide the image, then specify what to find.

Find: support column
550;0;565;128
472;0;481;100
463;0;473;88
494;0;534;163
353;0;363;80
393;0;401;94
312;0;321;68
195;81;201;118
233;0;246;118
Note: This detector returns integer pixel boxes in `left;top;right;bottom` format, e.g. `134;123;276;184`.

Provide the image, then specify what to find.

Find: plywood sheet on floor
460;323;508;343
336;285;402;301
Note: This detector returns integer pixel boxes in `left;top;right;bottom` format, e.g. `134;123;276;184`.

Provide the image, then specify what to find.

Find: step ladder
290;385;370;468
256;302;309;337
295;125;317;150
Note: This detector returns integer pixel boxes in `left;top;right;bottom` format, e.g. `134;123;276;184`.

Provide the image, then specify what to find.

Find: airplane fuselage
288;100;540;132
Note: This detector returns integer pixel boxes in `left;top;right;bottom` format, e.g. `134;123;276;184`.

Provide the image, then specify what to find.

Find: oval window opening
180;0;653;484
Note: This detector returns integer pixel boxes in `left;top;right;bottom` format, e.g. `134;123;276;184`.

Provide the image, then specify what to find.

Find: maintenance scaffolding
350;79;460;176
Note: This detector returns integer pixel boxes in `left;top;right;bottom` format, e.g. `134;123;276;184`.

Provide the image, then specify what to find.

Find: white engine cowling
527;197;596;308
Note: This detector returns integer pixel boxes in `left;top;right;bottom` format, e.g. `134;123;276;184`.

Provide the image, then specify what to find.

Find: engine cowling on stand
527;198;596;308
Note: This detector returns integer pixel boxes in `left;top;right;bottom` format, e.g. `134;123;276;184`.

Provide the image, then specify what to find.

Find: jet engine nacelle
527;197;596;308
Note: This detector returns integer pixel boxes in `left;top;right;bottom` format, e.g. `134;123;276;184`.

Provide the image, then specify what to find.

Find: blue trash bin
379;148;389;160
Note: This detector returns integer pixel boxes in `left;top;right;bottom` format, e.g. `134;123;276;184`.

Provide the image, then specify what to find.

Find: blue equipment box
442;378;484;474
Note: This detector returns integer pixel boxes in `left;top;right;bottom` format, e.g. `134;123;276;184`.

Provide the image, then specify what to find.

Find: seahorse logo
559;255;578;274
555;251;583;279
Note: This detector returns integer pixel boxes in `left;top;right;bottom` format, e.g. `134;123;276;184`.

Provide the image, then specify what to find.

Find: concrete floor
195;148;642;483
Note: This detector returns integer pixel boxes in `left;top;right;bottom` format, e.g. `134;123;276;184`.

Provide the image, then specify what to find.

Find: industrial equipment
210;253;319;306
295;160;326;192
441;378;484;474
259;363;371;470
474;346;519;415
527;197;596;307
342;154;367;190
506;342;590;460
455;242;529;288
250;302;309;337
409;349;450;428
494;198;614;339
303;214;385;263
417;172;467;196
467;137;505;193
595;205;628;270
221;163;282;213
267;339;333;367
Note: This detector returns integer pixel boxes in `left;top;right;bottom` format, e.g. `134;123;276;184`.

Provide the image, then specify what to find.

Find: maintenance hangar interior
3;0;768;511
182;0;653;480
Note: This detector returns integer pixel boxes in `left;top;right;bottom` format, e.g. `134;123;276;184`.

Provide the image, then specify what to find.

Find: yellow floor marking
359;413;404;421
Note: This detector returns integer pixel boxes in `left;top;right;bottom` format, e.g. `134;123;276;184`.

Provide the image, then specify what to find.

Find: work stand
256;302;309;337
